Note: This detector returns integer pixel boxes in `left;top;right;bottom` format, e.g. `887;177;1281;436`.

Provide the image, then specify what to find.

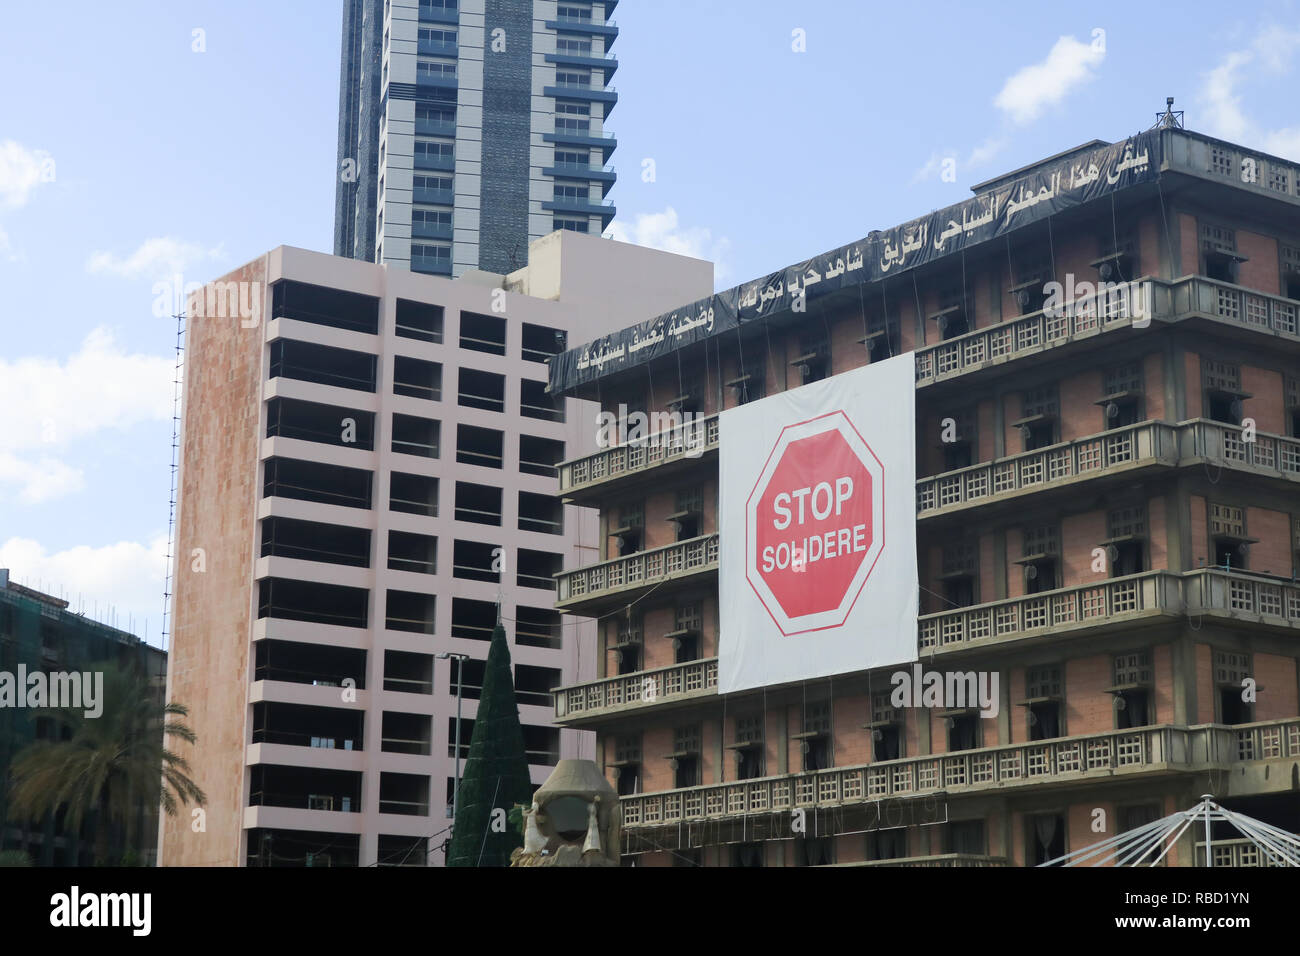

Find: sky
1;0;1298;646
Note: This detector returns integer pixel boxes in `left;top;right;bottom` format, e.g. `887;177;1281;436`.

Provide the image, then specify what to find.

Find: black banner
550;130;1163;392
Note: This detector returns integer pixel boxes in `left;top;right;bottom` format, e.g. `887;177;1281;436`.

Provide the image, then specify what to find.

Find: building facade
334;0;618;277
548;126;1300;867
0;571;167;865
160;232;711;867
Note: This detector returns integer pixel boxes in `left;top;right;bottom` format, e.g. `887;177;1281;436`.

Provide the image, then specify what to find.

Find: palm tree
7;661;205;865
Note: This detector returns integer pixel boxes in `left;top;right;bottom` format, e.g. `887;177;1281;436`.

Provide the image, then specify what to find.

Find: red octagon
745;411;885;636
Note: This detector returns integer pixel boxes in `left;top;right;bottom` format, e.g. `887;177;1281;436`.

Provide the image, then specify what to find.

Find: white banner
718;353;918;693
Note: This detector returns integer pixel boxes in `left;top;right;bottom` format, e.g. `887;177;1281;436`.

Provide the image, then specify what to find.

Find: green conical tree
445;622;533;867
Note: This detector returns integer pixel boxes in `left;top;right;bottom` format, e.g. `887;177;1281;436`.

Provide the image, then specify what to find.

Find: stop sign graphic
745;410;885;636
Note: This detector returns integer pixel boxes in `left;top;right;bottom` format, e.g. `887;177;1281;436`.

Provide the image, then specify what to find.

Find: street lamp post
436;652;469;823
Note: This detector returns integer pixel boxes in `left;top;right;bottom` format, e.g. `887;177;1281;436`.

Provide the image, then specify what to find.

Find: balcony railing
915;278;1153;385
1183;418;1300;480
918;421;1178;514
559;413;719;495
848;854;1009;868
1175;275;1299;338
1196;837;1299;867
919;571;1178;652
555;534;718;606
1182;569;1300;628
554;658;718;719
623;724;1189;828
621;719;1300;829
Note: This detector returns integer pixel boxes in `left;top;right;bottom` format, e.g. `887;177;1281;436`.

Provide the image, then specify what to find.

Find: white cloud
967;136;1008;169
607;207;732;283
0;327;172;451
0;454;85;504
1200;27;1300;161
86;236;224;280
0;535;169;642
0;328;171;504
994;35;1106;125
0;140;54;209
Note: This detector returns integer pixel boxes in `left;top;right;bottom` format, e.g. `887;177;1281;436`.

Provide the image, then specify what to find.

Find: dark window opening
393;356;441;401
266;398;374;450
456;424;503;469
736;747;763;780
944;820;986;856
616;764;641;796
1025;559;1057;594
388;530;437;575
454;481;503;526
1116;689;1149;729
520;434;564;477
1111;540;1145;576
1029;814;1065;866
1203;250;1236;283
943;441;973;471
379;772;430;817
947;714;979;752
521;379;563;422
448;717;474;761
261;516;371;568
515;606;561;649
802;736;829;772
395;299;444;342
386;590;435;634
616;644;640;674
458;368;505;412
873;725;901;762
384;650;433;695
390;472;437;517
732;843;763;867
519;490;563;535
263;457;373;510
451;597;497;643
1028;702;1061;740
944;575;975;609
447;656;486;701
459;311;506;355
515;664;561;708
517;548;561;591
1220;686;1252;725
391;413;440;458
452;540;499;584
258;577;368;629
251;700;363;751
377;834;428;867
1207;392;1242;426
1213;538;1248;571
673;755;699;789
867;828;907;861
382;711;432;756
522;323;565;363
271;279;379;335
674;632;699;664
1106;398;1140;429
255;640;366;688
248;764;363;814
269;339;376;392
1022;420;1056;451
796;837;833;867
522;725;560;766
247;829;360;868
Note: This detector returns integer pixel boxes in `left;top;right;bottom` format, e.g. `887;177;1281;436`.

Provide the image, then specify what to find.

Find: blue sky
2;0;1297;645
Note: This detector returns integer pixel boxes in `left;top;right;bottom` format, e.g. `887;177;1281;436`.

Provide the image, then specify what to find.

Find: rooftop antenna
1152;96;1184;130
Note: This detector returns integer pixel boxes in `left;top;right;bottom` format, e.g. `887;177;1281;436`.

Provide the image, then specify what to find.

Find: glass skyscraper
334;0;618;277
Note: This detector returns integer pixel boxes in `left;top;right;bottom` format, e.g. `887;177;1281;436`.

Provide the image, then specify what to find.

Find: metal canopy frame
1040;794;1300;867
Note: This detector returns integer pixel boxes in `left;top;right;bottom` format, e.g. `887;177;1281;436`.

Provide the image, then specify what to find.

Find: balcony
412;186;454;206
558;413;718;504
1196;837;1299;867
545;18;619;40
914;275;1299;390
918;421;1179;517
543;129;617;155
417;39;457;56
414;153;454;172
555;533;719;615
919;419;1300;518
542;196;616;226
414;119;457;137
411;220;453;241
915;278;1153;387
544;84;617;105
619;719;1300;830
843;854;1009;868
544;51;618;76
418;4;458;25
553;658;718;724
